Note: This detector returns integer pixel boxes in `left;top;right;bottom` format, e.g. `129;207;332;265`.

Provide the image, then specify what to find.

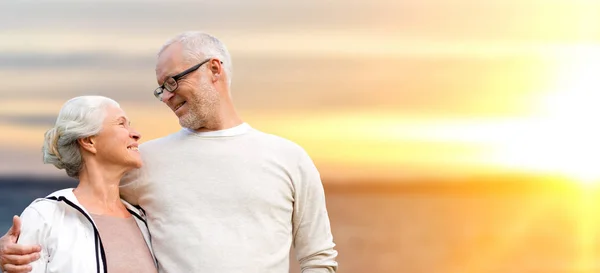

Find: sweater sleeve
291;150;338;272
119;167;142;205
17;206;50;273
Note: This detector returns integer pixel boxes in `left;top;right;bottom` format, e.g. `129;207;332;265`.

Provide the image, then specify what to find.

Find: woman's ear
78;136;97;154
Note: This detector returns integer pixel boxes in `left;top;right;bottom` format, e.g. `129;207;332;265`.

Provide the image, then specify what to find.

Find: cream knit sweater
120;123;338;273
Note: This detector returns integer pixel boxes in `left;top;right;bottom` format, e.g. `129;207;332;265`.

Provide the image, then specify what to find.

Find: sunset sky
1;0;599;182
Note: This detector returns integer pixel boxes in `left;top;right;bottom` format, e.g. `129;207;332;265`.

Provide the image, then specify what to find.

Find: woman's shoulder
22;188;75;220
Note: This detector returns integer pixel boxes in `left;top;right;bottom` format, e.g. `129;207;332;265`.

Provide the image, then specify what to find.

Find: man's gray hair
159;31;233;86
42;96;120;178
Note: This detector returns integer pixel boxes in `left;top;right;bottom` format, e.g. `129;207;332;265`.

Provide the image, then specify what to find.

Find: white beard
179;77;219;130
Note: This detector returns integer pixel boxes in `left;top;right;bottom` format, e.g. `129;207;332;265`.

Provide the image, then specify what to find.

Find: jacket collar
45;188;143;218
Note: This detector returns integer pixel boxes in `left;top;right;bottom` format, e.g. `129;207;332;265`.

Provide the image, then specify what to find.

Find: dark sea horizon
0;176;78;232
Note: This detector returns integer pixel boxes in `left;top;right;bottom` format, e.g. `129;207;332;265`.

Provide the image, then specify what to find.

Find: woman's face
92;105;142;171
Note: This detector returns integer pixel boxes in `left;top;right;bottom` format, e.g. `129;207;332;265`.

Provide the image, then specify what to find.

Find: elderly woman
15;96;157;273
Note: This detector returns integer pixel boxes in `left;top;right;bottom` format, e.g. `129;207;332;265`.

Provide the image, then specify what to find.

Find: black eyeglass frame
153;58;222;100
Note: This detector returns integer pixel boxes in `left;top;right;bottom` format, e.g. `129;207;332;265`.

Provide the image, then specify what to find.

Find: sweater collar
183;122;252;137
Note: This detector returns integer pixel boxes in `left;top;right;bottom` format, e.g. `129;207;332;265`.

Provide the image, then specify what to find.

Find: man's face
155;43;219;130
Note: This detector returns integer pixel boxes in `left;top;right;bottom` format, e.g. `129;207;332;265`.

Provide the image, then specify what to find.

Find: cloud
0;146;63;177
0;115;56;127
0;52;153;69
0;0;594;116
0;51;557;115
0;1;387;34
1;0;596;43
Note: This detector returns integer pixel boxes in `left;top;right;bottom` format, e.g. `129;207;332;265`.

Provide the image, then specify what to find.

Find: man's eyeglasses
153;58;222;101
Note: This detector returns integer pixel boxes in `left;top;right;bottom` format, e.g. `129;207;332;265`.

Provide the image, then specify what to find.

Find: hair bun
42;127;65;169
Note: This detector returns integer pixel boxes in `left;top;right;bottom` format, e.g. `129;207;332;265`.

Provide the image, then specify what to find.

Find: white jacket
17;188;156;273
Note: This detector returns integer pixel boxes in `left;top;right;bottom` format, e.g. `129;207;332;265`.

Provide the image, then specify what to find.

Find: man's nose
161;91;175;102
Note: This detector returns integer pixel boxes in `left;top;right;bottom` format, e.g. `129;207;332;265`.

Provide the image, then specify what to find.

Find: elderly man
0;31;338;273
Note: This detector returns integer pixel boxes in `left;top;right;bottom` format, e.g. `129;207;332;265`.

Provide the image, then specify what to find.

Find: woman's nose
130;129;141;141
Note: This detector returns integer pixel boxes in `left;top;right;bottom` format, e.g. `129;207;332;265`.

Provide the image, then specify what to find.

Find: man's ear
210;59;223;82
78;136;97;154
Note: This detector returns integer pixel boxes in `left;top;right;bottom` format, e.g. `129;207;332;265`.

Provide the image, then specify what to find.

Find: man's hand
0;216;41;273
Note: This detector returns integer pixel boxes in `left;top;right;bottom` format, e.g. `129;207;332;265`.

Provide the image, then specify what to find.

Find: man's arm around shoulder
0;215;41;273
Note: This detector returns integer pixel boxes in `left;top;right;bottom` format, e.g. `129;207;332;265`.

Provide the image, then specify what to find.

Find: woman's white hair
42;95;120;178
158;31;233;87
